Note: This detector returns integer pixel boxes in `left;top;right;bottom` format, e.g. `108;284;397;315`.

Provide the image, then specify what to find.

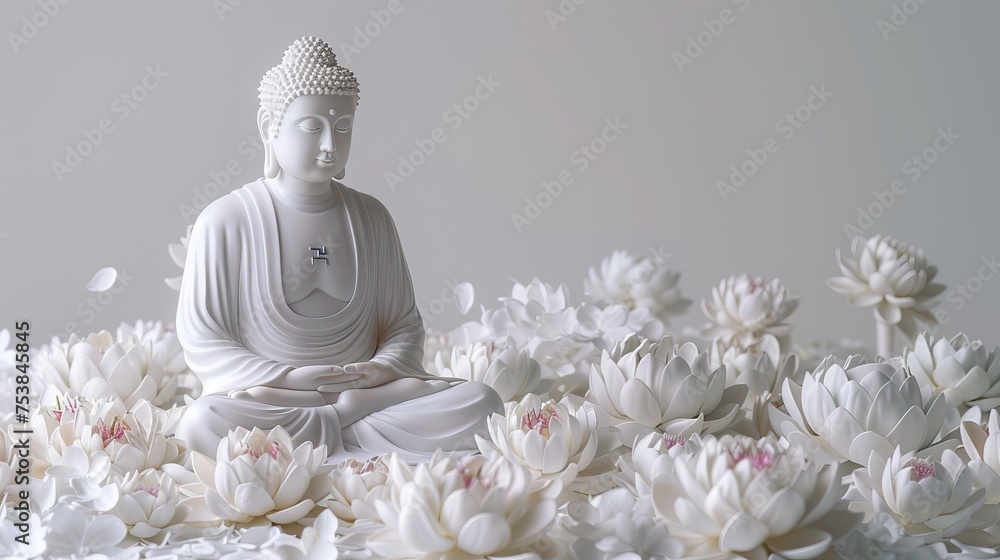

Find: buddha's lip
316;157;336;164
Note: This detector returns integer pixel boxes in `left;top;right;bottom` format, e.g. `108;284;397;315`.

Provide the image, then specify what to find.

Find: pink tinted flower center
93;417;130;445
728;444;775;472
908;459;936;481
248;441;280;460
134;484;160;497
662;434;686;450
51;395;80;422
457;460;494;490
356;457;383;475
522;405;558;438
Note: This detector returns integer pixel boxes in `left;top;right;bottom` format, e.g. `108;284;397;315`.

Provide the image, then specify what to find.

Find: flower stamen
662;433;686;450
93;416;130;445
907;458;936;481
522;404;558;438
134;484;160;497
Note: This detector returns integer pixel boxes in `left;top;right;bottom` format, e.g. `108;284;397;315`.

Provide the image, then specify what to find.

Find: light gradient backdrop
2;0;998;353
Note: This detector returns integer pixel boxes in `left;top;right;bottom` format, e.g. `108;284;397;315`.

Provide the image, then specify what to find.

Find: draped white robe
175;179;501;463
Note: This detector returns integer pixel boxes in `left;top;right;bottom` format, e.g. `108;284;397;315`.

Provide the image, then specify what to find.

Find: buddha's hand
319;361;405;391
230;386;327;407
276;364;361;390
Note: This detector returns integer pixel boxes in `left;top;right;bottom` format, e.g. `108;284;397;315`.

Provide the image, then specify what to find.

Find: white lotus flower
87;396;188;476
184;425;330;529
326;455;390;525
613;432;700;510
906;333;1000;411
827;234;945;340
367;451;562;559
583;249;691;325
112;468;191;542
116;320;202;404
769;355;955;465
34;331;174;408
847;447;997;546
40;503;131;558
437;337;550;402
165;224;194;291
710;333;799;411
587;334;746;446
651;434;860;559
701;274;799;352
477;393;620;489
561;487;683;560
571;303;664;360
27;392;107;478
44;443;120;512
961;409;1000;505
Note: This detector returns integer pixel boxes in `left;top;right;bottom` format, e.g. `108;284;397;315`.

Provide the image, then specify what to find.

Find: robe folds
175;179;502;463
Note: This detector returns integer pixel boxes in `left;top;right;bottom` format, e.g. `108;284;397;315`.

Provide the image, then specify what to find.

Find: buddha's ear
335;167;346;180
257;107;279;179
257;106;272;142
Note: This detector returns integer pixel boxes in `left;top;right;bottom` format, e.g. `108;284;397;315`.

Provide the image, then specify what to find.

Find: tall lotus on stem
827;235;945;358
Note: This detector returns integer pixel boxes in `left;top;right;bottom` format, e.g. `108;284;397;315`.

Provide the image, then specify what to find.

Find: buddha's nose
321;127;335;152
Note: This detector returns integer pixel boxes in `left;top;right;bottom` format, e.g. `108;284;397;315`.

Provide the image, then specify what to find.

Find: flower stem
876;322;894;358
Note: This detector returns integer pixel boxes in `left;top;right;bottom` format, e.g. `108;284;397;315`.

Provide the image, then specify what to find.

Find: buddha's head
258;36;360;182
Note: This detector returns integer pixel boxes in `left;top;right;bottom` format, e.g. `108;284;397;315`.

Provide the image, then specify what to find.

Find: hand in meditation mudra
175;36;502;463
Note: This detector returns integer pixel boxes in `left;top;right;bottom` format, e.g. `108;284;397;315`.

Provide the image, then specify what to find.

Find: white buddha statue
175;36;502;463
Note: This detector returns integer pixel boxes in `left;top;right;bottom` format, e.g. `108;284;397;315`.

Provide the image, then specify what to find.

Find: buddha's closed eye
335;115;353;132
296;117;323;133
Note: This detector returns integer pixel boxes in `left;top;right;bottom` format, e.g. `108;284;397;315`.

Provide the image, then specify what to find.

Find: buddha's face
269;94;357;183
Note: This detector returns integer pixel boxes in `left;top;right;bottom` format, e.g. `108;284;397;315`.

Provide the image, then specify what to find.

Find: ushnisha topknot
258;36;360;137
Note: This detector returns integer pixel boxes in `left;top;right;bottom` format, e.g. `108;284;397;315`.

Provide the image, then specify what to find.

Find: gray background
2;1;997;353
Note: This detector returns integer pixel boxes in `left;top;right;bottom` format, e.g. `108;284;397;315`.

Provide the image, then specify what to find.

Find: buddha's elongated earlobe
335;167;346;180
258;106;279;179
